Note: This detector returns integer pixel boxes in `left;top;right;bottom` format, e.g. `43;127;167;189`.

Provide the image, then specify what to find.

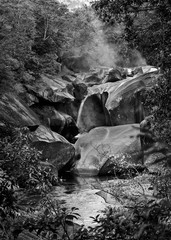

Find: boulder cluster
0;54;159;177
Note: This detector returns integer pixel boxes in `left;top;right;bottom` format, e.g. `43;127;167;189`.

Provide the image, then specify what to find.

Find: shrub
0;126;57;193
143;75;171;144
0;126;78;240
74;198;171;240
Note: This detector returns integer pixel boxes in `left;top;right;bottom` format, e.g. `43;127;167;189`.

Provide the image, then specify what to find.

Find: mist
64;5;146;69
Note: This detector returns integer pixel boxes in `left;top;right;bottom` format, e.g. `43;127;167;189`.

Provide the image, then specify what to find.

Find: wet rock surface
0;64;159;175
74;124;141;176
77;66;158;132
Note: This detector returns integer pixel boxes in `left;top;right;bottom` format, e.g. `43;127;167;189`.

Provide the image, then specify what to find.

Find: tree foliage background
0;1;171;239
92;0;171;144
0;0;102;89
92;0;171;74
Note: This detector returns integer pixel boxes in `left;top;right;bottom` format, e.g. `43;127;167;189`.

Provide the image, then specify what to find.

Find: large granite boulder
31;125;69;143
17;73;84;140
77;66;159;133
74;124;141;176
31;125;75;171
32;141;75;171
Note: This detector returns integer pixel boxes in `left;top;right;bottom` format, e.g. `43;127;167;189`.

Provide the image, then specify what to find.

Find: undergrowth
0;126;171;240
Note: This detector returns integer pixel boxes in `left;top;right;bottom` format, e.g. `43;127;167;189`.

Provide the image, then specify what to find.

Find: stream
51;173;117;227
50;171;153;228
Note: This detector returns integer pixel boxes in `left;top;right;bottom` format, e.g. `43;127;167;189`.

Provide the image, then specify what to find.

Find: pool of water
51;173;117;227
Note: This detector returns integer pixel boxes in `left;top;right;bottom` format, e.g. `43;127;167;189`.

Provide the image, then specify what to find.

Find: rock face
17;72;86;141
0;63;159;177
30;125;75;171
25;74;75;103
31;125;69;143
32;141;75;171
77;66;159;133
74;124;141;176
0;93;40;127
30;105;78;142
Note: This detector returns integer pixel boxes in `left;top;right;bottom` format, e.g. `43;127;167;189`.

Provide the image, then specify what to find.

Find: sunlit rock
77;66;159;132
31;125;69;143
0;93;40;127
74;124;141;176
28;74;75;103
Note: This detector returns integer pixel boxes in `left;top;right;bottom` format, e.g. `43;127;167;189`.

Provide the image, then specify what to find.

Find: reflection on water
52;172;116;226
59;172;115;193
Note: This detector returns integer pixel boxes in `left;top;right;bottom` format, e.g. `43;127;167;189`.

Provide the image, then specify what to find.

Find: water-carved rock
77;66;159;133
31;125;69;143
74;124;141;176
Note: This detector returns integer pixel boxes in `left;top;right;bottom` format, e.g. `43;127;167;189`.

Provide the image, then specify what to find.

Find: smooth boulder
32;141;75;171
31;125;75;171
31;125;69;143
25;74;75;103
74;124;141;176
77;66;159;132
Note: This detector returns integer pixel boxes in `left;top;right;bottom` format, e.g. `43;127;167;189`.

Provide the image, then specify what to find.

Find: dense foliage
92;0;171;73
0;0;171;239
0;0;101;91
0;127;57;192
143;75;171;144
75;198;171;240
0;126;79;239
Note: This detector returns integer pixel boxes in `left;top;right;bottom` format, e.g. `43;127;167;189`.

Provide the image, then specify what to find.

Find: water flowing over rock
19;73;85;141
77;66;159;133
74;124;141;176
0;62;159;177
